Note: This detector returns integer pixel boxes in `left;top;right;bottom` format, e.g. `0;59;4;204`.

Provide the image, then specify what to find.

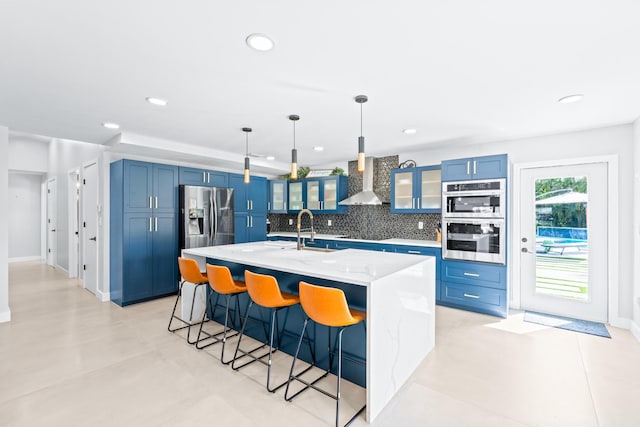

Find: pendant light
242;127;252;184
289;114;300;180
355;95;368;173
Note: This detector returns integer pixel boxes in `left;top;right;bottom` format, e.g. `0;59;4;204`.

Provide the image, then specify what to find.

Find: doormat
523;311;611;338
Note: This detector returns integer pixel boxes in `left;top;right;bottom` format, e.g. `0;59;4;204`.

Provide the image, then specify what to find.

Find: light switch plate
328;220;332;226
288;219;293;225
418;221;424;230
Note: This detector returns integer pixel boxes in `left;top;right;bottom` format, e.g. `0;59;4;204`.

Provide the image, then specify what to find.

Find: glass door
393;170;414;210
306;181;320;210
519;162;607;322
288;181;303;211
270;181;285;212
322;178;337;210
419;168;441;210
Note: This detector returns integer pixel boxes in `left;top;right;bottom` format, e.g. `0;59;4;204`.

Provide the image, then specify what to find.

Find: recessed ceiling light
246;33;275;51
146;97;168;106
102;122;120;129
402;128;417;134
313;146;324;152
558;94;584;104
266;156;275;161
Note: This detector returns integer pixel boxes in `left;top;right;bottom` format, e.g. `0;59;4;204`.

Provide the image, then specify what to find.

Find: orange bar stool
195;264;247;364
168;257;209;344
232;270;314;393
285;281;366;427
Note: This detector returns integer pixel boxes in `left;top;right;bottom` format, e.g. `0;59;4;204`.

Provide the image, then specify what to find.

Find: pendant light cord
360;102;363;136
245;132;249;156
293;120;296;149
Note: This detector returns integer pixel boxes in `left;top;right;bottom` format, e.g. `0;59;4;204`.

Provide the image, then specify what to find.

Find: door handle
203;171;206;183
463;272;480;277
473;160;477;175
466;161;470;175
155;196;158;209
154;217;158;232
207;172;211;183
149;196;153;209
89;236;97;241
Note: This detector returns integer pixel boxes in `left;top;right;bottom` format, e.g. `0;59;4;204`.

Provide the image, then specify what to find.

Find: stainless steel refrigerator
179;185;234;249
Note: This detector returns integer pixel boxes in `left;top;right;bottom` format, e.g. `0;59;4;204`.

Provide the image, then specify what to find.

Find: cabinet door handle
149;196;152;209
408;250;421;254
463;293;480;299
250;216;253;228
203;171;206;183
246;200;250;211
473;160;477;175
463;272;480;277
155;196;158;209
250;200;253;211
207;172;211;183
466;161;470;175
149;217;152;232
154;217;158;232
246;216;250;228
268;202;271;211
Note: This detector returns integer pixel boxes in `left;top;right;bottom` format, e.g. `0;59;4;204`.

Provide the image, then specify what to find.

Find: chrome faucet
296;209;315;250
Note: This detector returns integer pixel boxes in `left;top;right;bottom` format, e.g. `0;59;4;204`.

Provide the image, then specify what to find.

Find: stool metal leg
168;281;208;344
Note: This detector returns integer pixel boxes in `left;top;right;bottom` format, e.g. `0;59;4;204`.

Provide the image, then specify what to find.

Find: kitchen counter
267;232;441;248
182;241;435;423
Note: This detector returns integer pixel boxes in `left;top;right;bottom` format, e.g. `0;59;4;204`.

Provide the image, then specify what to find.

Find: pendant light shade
289;115;300;180
242;127;252;184
355;95;368;173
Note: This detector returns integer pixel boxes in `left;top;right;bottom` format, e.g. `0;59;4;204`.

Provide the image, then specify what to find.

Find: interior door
46;178;57;267
82;162;98;295
519;162;608;322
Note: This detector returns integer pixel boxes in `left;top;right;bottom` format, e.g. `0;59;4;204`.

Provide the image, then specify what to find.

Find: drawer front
441;260;506;290
441;282;506;314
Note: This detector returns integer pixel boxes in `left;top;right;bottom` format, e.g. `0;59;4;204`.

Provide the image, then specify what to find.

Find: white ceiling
1;0;640;175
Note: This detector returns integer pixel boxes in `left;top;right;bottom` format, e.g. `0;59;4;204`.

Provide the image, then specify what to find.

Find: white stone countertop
182;241;434;286
267;232;441;248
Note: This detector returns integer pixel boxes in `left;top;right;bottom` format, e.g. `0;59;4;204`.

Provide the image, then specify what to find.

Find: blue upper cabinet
287;176;347;214
230;174;268;243
391;165;441;213
268;180;288;213
153;163;179;213
123;161;153;213
179;167;229;187
441;154;508;181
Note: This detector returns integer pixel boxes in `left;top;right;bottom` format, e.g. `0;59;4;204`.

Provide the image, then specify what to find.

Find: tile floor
1;261;640;426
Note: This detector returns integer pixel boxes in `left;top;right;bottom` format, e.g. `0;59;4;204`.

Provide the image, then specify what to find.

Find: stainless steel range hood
338;157;383;206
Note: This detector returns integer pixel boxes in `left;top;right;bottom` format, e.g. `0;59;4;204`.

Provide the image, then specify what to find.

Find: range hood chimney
338;157;383;206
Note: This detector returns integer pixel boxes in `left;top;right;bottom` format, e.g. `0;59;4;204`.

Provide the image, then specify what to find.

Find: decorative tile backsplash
268;155;442;241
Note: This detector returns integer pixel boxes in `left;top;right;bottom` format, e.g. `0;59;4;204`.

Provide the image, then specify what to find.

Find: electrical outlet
328;220;332;226
418;221;424;230
288;219;293;225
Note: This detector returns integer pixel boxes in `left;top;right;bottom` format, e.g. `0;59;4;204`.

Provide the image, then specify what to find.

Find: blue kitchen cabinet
440;259;507;317
390;165;441;213
110;159;179;306
441;154;508;181
230;174;268;243
333;240;391;252
179;167;229;187
288;180;304;211
394;245;442;302
268;180;288;213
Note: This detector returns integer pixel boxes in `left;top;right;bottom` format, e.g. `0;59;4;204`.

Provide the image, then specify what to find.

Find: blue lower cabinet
333;241;391;251
440;282;507;318
440;259;507;317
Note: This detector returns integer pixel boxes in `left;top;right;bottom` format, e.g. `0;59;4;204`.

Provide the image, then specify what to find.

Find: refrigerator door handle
211;191;218;243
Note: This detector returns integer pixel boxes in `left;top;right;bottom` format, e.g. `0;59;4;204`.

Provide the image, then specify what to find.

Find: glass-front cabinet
269;180;287;213
288;181;304;211
286;176;347;214
391;165;441;213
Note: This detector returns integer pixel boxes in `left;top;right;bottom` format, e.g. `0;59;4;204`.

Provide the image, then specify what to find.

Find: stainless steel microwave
442;178;506;218
442;217;505;264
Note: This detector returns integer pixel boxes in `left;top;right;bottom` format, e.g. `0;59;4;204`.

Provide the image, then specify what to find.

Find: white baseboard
0;308;11;323
8;256;43;263
631;321;640;343
55;264;69;274
97;289;110;302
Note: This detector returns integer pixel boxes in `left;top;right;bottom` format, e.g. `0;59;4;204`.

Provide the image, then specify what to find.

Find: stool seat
195;264;247;363
286;281;366;427
231;270;312;393
168;257;210;344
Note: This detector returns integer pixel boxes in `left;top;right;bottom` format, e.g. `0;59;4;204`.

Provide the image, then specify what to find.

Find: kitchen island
182;241;436;423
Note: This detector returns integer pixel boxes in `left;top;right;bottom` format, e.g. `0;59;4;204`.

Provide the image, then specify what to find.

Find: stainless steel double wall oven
442;178;506;264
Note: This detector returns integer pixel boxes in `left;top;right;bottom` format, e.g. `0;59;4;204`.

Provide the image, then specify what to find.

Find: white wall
632;118;640;341
0;125;10;322
8;173;42;261
403;124;634;324
8;136;48;173
47;138;105;271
